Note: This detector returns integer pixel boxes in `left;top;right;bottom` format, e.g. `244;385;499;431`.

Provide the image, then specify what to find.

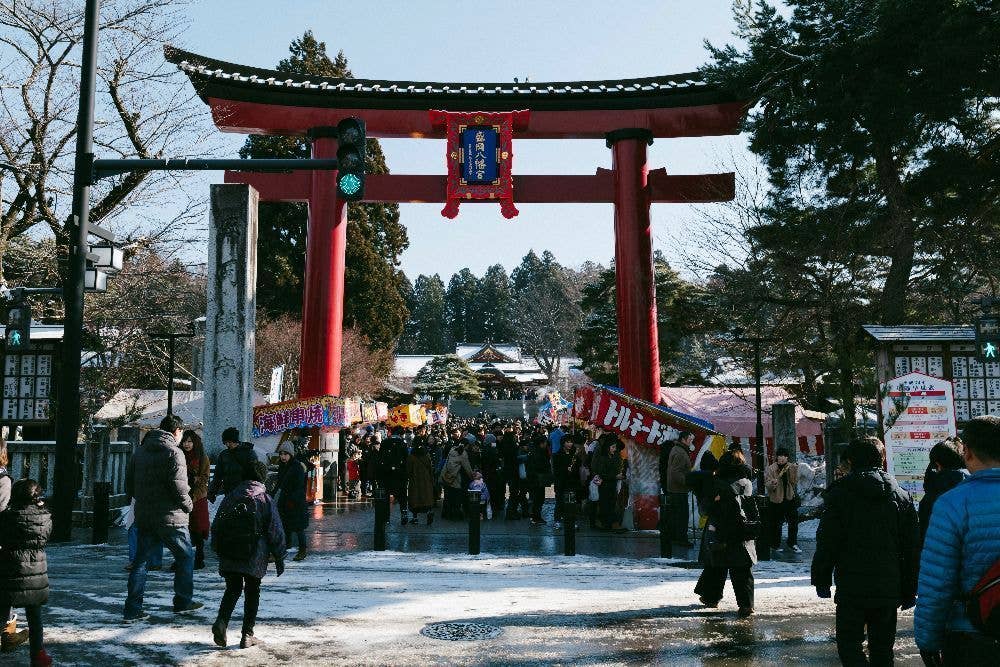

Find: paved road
5;498;921;666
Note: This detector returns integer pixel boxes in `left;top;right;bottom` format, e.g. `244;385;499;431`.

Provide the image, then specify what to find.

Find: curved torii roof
164;45;745;139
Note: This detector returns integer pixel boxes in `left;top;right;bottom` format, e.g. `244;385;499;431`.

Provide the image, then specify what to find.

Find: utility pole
149;323;196;417
52;0;100;542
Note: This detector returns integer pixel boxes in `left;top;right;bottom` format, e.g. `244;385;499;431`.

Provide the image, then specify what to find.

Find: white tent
95;389;267;428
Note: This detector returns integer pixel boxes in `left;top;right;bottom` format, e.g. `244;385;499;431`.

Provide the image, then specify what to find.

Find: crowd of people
0;413;998;664
338;418;634;532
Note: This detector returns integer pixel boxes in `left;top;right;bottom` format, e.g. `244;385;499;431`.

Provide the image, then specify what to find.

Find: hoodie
811;468;919;607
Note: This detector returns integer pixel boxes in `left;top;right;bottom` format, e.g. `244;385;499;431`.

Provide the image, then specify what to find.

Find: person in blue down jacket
915;415;1000;666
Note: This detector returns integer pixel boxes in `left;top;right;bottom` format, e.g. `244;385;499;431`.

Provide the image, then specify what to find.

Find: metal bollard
373;488;389;551
755;494;771;561
659;492;673;558
91;481;111;544
467;489;481;555
563;490;577;556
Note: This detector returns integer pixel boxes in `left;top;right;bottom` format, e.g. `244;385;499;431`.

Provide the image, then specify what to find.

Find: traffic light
336;117;366;201
976;315;1000;363
5;302;30;352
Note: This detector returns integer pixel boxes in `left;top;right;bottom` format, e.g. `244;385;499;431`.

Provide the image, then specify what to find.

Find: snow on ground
15;543;922;666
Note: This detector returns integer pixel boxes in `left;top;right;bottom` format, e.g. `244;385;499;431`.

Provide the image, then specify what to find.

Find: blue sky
177;0;750;280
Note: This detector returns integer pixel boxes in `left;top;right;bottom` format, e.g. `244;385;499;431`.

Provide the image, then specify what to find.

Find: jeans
217;573;261;636
124;525;194;618
128;523;163;567
669;492;690;542
834;603;897;666
694;566;755;609
769;499;799;547
1;599;42;654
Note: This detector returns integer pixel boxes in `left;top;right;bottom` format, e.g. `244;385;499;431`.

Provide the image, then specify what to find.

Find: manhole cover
420;622;503;641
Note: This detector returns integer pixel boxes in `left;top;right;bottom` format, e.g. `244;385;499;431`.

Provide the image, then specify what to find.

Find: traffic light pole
50;0;345;540
52;0;100;542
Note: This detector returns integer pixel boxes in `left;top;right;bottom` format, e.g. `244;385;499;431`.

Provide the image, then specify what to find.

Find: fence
5;430;137;520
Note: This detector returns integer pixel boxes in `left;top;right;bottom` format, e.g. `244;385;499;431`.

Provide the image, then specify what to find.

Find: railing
5;437;135;510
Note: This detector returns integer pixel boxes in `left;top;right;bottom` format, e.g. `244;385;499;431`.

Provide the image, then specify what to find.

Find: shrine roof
863;324;975;342
164;46;734;113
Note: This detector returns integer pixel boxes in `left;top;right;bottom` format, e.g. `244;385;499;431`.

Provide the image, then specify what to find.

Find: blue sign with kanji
460;125;499;184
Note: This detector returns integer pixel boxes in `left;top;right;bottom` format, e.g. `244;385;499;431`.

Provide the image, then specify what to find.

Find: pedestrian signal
5;303;30;352
976;316;1000;363
336;117;366;201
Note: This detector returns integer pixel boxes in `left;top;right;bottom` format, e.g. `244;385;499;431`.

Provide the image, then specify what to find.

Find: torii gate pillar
608;129;661;403
299;133;347;398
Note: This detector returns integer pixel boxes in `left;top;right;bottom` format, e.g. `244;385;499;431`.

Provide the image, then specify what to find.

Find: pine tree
399;274;448;353
575;254;715;385
444;269;481;345
475;264;515;343
240;31;409;349
412;354;482;403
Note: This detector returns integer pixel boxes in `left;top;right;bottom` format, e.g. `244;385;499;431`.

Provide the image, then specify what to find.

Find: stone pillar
204;184;258;457
772;401;798;462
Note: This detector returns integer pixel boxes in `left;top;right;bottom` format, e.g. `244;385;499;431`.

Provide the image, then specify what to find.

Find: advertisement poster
881;372;957;501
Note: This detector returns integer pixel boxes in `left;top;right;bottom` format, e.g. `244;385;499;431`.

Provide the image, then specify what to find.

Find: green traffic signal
336;117;366;201
338;173;362;197
984;342;998;359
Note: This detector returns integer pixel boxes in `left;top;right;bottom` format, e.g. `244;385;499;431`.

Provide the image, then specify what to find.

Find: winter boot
212;618;228;648
194;542;206;570
240;633;262;649
2;628;28;654
293;548;307;562
426;512;434;526
31;648;53;666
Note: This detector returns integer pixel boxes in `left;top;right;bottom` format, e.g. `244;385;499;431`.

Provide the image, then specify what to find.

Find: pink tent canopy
659;386;824;438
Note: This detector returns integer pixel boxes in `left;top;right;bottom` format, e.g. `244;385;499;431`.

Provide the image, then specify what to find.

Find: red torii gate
166;46;744;408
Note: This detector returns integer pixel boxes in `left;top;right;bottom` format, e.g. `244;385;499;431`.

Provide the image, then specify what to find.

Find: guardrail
5;439;134;511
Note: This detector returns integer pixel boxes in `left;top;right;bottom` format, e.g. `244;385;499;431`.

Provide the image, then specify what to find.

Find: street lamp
728;329;778;492
149;322;196;418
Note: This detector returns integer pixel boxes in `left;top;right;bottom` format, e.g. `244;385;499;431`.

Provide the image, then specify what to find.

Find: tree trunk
874;142;916;325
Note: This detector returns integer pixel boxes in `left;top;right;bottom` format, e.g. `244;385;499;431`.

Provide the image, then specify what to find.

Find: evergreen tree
703;0;1000;324
576;253;714;385
399;274;448;354
444;268;481;345
412;354;482;403
240;31;409;349
475;264;515;343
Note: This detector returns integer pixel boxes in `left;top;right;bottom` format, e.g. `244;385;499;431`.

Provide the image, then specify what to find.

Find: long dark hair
181;429;205;461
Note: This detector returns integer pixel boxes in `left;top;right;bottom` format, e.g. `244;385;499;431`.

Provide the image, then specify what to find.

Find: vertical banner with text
881;372;957;501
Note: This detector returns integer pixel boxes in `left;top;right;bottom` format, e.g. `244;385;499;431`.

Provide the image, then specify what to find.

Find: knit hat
278;442;296;457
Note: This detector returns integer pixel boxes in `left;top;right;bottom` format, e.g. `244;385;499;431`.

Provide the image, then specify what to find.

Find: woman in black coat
0;479;53;665
275;443;309;562
693;451;758;617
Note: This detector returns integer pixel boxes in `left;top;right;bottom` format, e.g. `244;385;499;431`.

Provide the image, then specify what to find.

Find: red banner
586;386;715;449
429;109;529;219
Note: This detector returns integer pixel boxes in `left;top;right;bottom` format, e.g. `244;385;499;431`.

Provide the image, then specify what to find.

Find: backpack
211;498;261;560
966;556;1000;638
732;482;761;541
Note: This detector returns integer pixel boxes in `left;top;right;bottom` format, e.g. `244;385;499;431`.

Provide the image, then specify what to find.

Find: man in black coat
125;414;201;621
208;427;259;503
379;428;410;525
811;436;919;666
